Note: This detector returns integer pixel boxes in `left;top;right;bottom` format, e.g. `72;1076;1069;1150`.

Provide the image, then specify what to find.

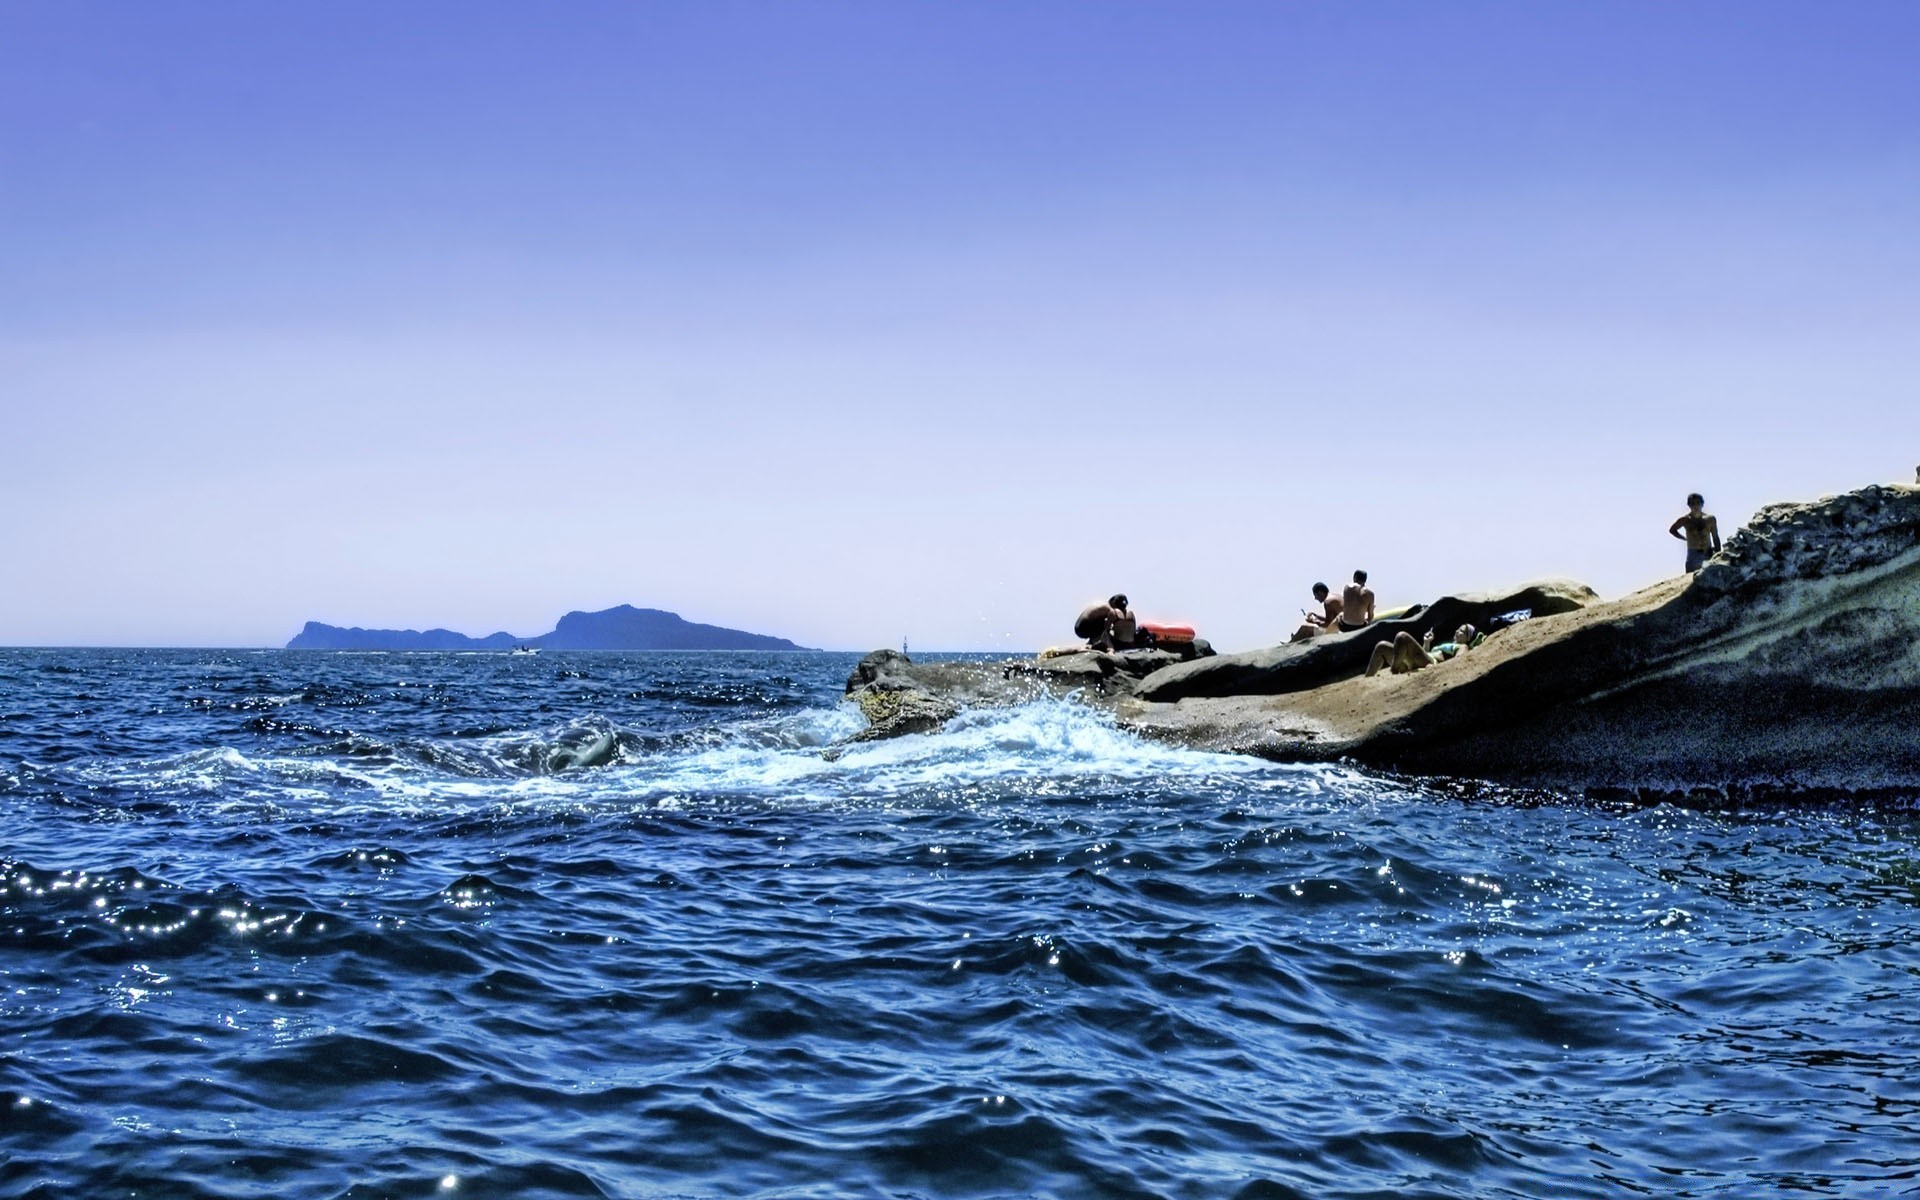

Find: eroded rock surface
1133;579;1598;703
839;645;1178;743
844;484;1920;797
1128;483;1920;796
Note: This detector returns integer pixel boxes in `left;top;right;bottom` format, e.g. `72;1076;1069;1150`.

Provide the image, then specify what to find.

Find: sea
2;648;1917;1200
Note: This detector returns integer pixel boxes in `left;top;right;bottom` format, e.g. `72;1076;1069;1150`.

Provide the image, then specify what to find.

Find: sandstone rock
1693;484;1920;603
1125;484;1920;795
1134;578;1598;703
844;485;1920;795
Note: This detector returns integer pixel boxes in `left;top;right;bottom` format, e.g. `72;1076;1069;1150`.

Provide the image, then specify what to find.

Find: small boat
510;645;540;656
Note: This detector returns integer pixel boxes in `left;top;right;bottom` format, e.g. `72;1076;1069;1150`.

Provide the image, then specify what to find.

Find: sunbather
1365;624;1478;677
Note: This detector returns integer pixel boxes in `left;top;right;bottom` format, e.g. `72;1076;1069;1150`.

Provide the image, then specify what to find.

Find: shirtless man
1365;624;1477;677
1290;582;1343;642
1337;570;1375;634
1668;493;1721;573
1074;594;1139;651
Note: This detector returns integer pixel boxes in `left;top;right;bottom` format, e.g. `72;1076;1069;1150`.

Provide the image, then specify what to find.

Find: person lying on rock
1669;492;1722;573
1365;624;1479;677
1074;593;1145;652
1290;582;1344;642
1338;570;1376;633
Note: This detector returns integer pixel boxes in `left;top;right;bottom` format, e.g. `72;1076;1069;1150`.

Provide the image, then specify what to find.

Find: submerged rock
545;727;620;772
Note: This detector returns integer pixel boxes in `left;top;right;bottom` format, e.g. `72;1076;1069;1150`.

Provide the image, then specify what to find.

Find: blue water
2;649;1917;1199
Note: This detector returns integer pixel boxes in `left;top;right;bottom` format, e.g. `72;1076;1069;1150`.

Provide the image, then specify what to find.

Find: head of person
1109;593;1128;611
1311;582;1330;601
1687;492;1704;510
1352;569;1368;586
1454;624;1476;644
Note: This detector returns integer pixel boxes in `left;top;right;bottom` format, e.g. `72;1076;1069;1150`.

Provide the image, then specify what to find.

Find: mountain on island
286;605;813;651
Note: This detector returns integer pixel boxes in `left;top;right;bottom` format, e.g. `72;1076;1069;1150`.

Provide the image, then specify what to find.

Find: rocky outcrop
844;483;1920;799
1125;483;1920;796
839;644;1185;742
1133;579;1598;703
842;650;962;740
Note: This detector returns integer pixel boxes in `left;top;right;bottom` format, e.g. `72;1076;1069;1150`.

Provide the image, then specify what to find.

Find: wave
32;697;1328;818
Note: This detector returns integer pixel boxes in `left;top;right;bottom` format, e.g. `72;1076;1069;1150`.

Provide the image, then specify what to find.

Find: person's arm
1669;515;1688;540
1707;515;1721;552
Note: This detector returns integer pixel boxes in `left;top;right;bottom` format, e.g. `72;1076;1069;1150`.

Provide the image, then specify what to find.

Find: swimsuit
1338;618;1370;633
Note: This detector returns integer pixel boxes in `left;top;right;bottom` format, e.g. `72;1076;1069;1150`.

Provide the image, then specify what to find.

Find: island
287;604;814;652
843;481;1920;801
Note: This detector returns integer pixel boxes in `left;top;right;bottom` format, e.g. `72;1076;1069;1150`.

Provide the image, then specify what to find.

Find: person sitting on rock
1074;593;1142;651
1338;570;1375;633
1291;582;1343;642
1669;492;1722;573
1365;624;1478;677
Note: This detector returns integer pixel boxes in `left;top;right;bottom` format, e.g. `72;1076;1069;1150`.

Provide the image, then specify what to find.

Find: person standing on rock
1669;493;1722;573
1338;571;1375;633
1291;582;1343;642
1075;594;1139;651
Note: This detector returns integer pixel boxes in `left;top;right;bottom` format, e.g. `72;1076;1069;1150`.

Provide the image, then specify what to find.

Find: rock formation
1134;579;1597;703
845;483;1920;799
839;642;1204;742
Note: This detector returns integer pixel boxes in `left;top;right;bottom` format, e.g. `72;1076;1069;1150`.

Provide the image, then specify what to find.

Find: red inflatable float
1140;622;1196;645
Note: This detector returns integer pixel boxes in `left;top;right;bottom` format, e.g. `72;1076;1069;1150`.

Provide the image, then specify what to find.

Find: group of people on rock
1076;491;1733;675
1281;569;1480;676
1073;594;1145;653
1289;570;1376;643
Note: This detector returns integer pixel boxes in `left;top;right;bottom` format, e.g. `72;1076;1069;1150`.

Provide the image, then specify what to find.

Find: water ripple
1;650;1917;1198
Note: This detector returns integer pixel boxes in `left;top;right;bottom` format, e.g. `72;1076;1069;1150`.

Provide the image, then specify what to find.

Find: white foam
610;697;1273;803
52;698;1321;819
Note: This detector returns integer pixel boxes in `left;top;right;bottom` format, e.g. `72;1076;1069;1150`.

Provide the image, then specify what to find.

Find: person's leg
1365;640;1397;676
1391;632;1434;674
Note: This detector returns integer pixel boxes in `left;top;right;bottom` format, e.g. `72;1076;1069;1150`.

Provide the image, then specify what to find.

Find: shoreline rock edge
846;482;1920;799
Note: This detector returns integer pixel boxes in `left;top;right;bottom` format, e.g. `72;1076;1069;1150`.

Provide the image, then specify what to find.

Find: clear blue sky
4;2;1916;650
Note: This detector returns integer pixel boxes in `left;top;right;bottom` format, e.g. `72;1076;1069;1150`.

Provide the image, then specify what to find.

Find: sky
2;2;1917;651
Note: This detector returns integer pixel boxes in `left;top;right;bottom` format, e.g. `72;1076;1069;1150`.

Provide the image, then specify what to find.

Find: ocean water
2;649;1918;1200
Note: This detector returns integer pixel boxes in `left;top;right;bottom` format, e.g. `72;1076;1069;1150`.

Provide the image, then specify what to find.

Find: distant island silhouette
286;604;814;651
